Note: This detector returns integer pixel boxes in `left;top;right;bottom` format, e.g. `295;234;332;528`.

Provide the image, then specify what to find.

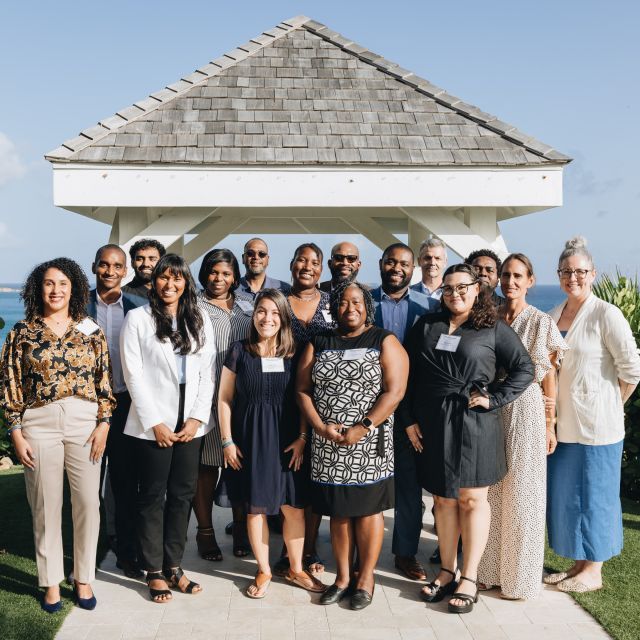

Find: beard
331;268;359;284
381;272;411;292
245;263;266;276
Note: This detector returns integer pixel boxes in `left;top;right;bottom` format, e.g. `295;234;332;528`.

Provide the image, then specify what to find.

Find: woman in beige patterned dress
478;253;568;600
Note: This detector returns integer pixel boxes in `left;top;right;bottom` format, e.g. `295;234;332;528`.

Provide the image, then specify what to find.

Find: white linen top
549;294;640;445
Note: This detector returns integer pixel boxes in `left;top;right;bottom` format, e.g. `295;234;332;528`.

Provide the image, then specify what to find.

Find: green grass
0;467;107;640
545;498;640;640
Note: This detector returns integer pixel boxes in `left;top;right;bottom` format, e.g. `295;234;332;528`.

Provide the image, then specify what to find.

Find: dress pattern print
311;328;394;486
478;305;568;599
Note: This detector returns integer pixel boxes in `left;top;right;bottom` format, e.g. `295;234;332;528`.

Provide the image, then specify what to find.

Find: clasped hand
153;418;201;448
317;423;365;446
468;389;490;410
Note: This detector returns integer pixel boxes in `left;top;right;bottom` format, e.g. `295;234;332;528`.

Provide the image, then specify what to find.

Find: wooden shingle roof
46;16;570;166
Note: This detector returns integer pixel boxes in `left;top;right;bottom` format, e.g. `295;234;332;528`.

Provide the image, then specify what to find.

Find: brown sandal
246;570;272;599
285;569;327;593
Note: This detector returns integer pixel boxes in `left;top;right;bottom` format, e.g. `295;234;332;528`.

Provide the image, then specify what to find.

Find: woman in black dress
297;281;409;610
398;264;533;614
218;289;325;599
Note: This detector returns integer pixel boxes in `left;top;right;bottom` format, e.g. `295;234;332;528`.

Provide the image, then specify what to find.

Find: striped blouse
197;291;253;466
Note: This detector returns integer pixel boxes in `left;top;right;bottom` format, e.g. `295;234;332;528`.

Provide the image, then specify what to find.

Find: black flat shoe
320;582;352;605
448;576;479;614
116;558;144;579
350;588;373;610
421;567;458;603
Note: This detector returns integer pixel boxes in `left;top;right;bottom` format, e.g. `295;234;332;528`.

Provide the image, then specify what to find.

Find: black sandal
448;576;478;614
163;567;202;595
196;527;223;561
146;571;172;603
421;567;458;603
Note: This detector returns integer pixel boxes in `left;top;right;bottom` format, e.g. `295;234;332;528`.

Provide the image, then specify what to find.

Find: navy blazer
370;285;437;339
86;289;144;320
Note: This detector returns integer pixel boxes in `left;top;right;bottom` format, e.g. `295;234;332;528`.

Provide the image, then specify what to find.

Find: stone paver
57;497;610;639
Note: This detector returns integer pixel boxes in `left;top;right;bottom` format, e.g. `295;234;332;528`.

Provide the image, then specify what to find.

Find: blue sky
1;0;638;285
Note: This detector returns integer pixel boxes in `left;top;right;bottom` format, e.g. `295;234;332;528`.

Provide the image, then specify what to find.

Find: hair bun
565;236;587;250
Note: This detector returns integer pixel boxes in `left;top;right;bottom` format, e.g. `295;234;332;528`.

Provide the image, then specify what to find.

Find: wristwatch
362;417;375;431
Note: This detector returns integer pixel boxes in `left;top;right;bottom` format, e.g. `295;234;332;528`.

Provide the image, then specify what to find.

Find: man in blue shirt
237;237;290;299
371;243;437;581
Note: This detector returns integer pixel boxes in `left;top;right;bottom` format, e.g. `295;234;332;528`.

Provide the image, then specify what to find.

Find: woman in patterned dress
297;281;409;610
478;254;568;599
2;258;114;612
193;249;254;560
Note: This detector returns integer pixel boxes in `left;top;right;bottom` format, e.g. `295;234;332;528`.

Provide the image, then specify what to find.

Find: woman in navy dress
218;289;325;599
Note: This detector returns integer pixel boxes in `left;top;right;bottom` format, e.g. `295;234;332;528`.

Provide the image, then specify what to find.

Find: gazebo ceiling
46;15;569;168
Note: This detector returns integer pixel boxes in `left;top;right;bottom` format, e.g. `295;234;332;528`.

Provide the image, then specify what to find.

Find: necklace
290;289;319;302
207;292;232;302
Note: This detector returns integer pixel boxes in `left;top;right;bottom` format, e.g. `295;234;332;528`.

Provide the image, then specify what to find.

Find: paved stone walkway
57;498;609;640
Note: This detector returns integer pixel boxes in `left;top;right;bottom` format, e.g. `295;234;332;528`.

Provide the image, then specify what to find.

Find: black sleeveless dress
310;326;395;517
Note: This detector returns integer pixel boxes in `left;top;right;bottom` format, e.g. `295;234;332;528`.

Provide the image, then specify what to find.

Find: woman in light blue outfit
547;237;640;593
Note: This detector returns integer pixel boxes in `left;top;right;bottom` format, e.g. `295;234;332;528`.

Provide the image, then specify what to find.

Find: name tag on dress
321;309;333;323
261;357;285;373
342;348;368;361
435;334;461;352
76;318;101;336
236;299;253;313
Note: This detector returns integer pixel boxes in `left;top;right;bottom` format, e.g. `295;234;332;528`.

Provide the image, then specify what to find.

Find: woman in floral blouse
1;257;114;613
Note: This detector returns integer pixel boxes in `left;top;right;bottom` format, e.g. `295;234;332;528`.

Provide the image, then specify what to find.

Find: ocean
0;284;566;345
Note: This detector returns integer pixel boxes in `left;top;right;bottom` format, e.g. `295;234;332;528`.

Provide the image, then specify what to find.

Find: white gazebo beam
182;215;249;264
343;216;401;253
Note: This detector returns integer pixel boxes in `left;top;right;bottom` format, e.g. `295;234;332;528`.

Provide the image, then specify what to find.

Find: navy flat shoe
40;597;63;614
73;582;97;610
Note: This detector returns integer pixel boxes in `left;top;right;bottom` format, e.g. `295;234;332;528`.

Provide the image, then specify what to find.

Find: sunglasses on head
332;254;359;263
246;250;267;258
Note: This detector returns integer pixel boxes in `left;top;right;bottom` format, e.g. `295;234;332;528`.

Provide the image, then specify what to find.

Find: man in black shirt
122;238;166;301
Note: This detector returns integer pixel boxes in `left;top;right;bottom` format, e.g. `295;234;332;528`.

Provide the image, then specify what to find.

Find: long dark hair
22;257;89;322
441;264;497;329
246;289;296;359
198;248;241;291
330;280;375;327
148;254;204;354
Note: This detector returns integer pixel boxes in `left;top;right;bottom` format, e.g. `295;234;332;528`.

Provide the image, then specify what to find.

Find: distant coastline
0;283;21;293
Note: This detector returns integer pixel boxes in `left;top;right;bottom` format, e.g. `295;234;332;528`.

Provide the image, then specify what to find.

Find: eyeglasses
440;282;477;297
557;268;591;280
332;254;359;263
473;265;495;274
245;250;267;258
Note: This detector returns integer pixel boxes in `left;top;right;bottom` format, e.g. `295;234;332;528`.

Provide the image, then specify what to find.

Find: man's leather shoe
394;555;426;580
116;558;144;579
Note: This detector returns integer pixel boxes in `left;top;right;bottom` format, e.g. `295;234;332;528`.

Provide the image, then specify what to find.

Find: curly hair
129;238;166;262
464;248;502;274
198;248;241;291
148;254;204;355
440;264;497;330
21;257;90;322
246;289;296;359
330;280;375;328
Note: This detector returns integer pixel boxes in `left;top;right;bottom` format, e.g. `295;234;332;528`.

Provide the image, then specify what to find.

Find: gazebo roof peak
45;15;570;166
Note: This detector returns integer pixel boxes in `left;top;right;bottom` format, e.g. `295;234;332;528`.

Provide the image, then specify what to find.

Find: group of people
2;233;639;615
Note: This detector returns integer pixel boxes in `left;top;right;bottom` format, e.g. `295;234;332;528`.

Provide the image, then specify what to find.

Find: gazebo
45;15;570;262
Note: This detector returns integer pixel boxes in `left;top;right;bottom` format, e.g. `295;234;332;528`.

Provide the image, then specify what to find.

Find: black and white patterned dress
310;326;395;517
197;291;253;467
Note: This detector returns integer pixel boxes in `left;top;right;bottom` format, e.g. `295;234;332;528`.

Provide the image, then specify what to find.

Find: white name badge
236;299;253;313
342;348;368;361
321;309;333;323
261;357;285;373
76;318;101;336
435;334;461;352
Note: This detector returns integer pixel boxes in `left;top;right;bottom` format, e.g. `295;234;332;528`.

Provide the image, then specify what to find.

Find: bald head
328;241;361;285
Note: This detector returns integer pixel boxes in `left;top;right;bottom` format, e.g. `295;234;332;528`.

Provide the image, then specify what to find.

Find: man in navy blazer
87;244;145;579
370;243;437;582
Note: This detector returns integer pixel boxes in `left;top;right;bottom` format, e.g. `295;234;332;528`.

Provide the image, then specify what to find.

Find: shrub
593;272;640;500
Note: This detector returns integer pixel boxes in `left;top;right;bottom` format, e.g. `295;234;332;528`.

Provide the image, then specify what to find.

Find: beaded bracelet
298;432;308;442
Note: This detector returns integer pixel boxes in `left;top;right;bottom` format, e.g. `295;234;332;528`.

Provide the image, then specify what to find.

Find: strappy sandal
448;576;478;614
246;570;272;599
196;527;223;562
421;567;458;603
285;569;327;592
232;521;251;557
146;571;172;604
303;552;325;574
163;567;202;595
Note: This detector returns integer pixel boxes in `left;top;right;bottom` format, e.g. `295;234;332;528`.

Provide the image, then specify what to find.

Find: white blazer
550;294;640;445
120;305;216;440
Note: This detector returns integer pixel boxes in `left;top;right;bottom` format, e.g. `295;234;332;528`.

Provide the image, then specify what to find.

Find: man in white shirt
88;244;144;578
410;236;447;303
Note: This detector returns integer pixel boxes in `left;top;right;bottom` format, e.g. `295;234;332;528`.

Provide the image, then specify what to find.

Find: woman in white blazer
121;254;215;604
546;237;640;593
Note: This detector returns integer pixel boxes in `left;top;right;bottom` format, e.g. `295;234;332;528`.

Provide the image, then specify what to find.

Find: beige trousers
22;396;101;586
